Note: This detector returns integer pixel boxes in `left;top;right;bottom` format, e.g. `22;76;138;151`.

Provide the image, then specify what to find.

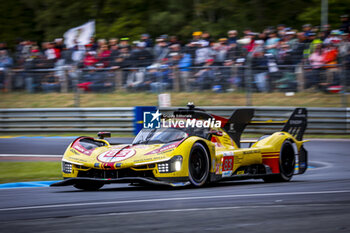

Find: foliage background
0;0;349;46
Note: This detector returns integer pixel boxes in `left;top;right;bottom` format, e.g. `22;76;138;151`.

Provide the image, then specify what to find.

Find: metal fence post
115;69;123;91
340;62;347;107
296;63;305;92
60;66;69;93
245;53;253;106
232;64;237;90
4;69;12;92
173;66;180;92
73;68;81;107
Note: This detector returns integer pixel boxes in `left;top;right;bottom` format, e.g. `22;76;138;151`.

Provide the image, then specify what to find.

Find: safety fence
0;107;348;135
1;62;348;108
3;64;349;92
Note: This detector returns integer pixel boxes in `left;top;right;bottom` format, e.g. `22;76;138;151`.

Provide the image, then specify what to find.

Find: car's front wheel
74;181;104;191
188;142;210;187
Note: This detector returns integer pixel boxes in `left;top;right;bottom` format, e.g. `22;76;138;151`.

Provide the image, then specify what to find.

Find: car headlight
62;161;72;173
157;155;183;173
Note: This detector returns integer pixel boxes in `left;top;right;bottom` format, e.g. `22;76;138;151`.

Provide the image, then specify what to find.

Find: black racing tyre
188;142;210;187
74;181;104;191
263;140;295;182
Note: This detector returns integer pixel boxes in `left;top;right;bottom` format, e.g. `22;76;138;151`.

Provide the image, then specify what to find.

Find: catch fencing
0;107;348;135
1;62;349;107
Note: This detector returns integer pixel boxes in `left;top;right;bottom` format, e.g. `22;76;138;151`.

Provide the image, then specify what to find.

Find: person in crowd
232;58;246;88
140;34;153;48
130;42;153;67
109;38;119;47
70;39;85;63
110;46;132;68
192;58;216;90
194;41;214;66
214;59;233;92
275;42;297;91
119;38;130;49
89;37;99;51
307;44;325;89
322;42;340;89
0;42;8;52
239;32;256;53
277;24;287;37
227;30;238;44
167;47;192;91
226;42;247;62
285;31;298;51
22;46;49;92
339;15;350;33
125;68;145;91
78;65;114;92
303;24;313;37
145;59;171;93
110;42;120;58
45;42;59;60
0;50;13;90
321;24;332;39
97;39;107;48
153;38;169;62
97;44;111;67
201;32;211;44
214;38;230;65
54;38;65;52
265;30;280;57
191;31;202;43
83;51;98;68
168;36;180;47
251;47;269;92
185;31;205;60
0;50;13;68
41;72;60;93
339;32;350;58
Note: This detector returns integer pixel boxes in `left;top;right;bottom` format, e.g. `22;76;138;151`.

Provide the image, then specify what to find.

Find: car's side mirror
209;130;223;136
98;132;111;139
208;130;223;140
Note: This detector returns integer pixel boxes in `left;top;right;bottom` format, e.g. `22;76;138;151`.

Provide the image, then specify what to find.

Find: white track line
0;154;61;158
1;190;349;212
83;203;350;217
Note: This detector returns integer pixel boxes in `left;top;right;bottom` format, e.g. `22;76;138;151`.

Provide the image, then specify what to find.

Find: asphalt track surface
0;138;350;232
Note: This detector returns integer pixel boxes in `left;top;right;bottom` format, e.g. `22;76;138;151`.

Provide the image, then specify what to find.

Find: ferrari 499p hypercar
51;105;308;190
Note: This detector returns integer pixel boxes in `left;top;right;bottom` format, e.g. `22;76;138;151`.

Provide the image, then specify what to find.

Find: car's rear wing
222;108;307;147
281;108;307;141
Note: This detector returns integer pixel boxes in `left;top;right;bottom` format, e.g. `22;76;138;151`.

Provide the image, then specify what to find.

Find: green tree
298;0;350;28
0;0;39;46
1;0;350;49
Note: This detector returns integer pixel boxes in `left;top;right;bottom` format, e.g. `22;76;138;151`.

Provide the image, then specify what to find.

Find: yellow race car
51;104;308;190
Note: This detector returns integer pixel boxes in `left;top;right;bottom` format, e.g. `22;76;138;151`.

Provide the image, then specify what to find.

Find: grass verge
0;162;61;184
0;92;348;108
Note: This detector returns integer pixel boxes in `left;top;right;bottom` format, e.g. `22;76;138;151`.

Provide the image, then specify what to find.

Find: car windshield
133;120;212;144
133;127;188;145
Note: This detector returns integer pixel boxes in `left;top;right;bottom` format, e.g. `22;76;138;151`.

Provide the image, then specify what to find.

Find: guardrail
0;107;348;135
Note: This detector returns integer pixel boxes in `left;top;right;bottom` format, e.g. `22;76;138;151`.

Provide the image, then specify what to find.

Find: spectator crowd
1;15;350;93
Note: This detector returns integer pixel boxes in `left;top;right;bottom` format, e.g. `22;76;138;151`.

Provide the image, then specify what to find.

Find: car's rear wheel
74;181;104;191
263;140;295;182
188;142;209;187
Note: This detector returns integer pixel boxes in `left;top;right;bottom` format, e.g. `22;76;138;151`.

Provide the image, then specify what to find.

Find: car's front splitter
50;177;190;188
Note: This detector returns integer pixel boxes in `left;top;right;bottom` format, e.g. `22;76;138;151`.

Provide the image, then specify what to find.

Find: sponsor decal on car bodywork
97;148;136;162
